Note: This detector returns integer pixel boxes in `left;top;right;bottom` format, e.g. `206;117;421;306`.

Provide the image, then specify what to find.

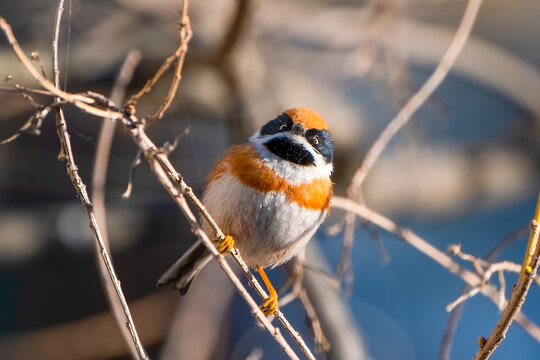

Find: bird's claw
218;235;235;254
260;293;278;315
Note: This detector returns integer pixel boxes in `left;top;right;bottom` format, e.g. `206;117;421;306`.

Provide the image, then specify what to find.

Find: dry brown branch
146;1;192;124
50;1;148;358
474;192;540;360
438;223;530;360
4;76;42;108
30;51;47;79
0;85;54;97
0;105;50;145
298;289;331;353
126;0;192;125
340;0;484;282
121;150;143;199
348;0;484;191
279;254;330;353
331;196;540;343
445;244;525;312
130;130;302;360
0;13;313;359
91;49;142;360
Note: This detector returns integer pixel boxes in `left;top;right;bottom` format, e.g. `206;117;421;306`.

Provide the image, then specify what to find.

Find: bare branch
0;17;124;121
91;49;142;360
30;51;48;79
0;85;54;98
445;260;520;312
348;0;484;191
131;129;302;359
438;223;531;360
146;0;192;124
0;105;50;145
331;196;540;343
474;192;540;359
126;0;193;125
51;2;148;359
121;150;143;199
340;0;485;284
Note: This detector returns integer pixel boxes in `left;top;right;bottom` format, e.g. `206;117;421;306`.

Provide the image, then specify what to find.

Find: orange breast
208;143;332;210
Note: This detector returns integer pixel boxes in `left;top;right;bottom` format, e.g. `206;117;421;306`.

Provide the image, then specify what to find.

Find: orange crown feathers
284;107;329;131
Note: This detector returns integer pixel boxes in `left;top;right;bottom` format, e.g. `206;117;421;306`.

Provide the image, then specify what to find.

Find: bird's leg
218;235;235;254
258;266;278;315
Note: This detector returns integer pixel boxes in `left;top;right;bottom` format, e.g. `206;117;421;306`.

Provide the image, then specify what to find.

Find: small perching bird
157;107;334;315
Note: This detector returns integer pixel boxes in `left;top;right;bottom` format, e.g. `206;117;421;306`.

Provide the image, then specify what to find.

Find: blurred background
0;0;539;359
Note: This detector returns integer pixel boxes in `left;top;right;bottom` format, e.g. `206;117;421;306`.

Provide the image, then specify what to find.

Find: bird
157;107;334;315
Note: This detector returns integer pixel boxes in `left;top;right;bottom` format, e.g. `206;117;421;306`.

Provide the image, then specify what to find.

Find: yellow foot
260;292;278;315
218;235;235;254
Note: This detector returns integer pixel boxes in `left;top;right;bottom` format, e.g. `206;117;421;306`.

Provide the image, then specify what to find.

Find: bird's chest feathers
216;144;332;211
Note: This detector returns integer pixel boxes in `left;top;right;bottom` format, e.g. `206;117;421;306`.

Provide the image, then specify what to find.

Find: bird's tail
156;240;212;295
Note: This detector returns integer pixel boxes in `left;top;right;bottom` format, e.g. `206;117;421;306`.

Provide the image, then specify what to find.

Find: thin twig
341;0;484;282
438;223;530;360
30;51;47;79
51;2;148;359
299;289;331;353
4;75;42;108
445;261;520;312
91;50;142;360
474;191;540;360
146;0;192;124
331;196;540;343
0;106;50;145
280;254;331;352
0;17;124;121
0;85;54;97
348;0;484;191
126;0;192;125
122;150;143;199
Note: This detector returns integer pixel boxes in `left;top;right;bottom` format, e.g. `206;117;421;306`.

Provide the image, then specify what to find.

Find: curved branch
347;0;484;191
331;196;540;344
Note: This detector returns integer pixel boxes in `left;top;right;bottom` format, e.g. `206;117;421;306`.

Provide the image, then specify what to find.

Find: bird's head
250;107;334;181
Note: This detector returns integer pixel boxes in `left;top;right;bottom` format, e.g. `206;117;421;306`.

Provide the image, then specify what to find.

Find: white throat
249;131;333;185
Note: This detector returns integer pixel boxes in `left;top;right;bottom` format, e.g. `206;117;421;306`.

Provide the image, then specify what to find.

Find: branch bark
91;49;142;359
474;192;540;359
51;1;148;359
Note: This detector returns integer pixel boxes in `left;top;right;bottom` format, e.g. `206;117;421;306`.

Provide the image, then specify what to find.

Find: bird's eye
260;113;293;136
312;135;320;145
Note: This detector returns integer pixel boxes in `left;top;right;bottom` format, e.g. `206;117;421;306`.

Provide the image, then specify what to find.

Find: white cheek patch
249;131;333;185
